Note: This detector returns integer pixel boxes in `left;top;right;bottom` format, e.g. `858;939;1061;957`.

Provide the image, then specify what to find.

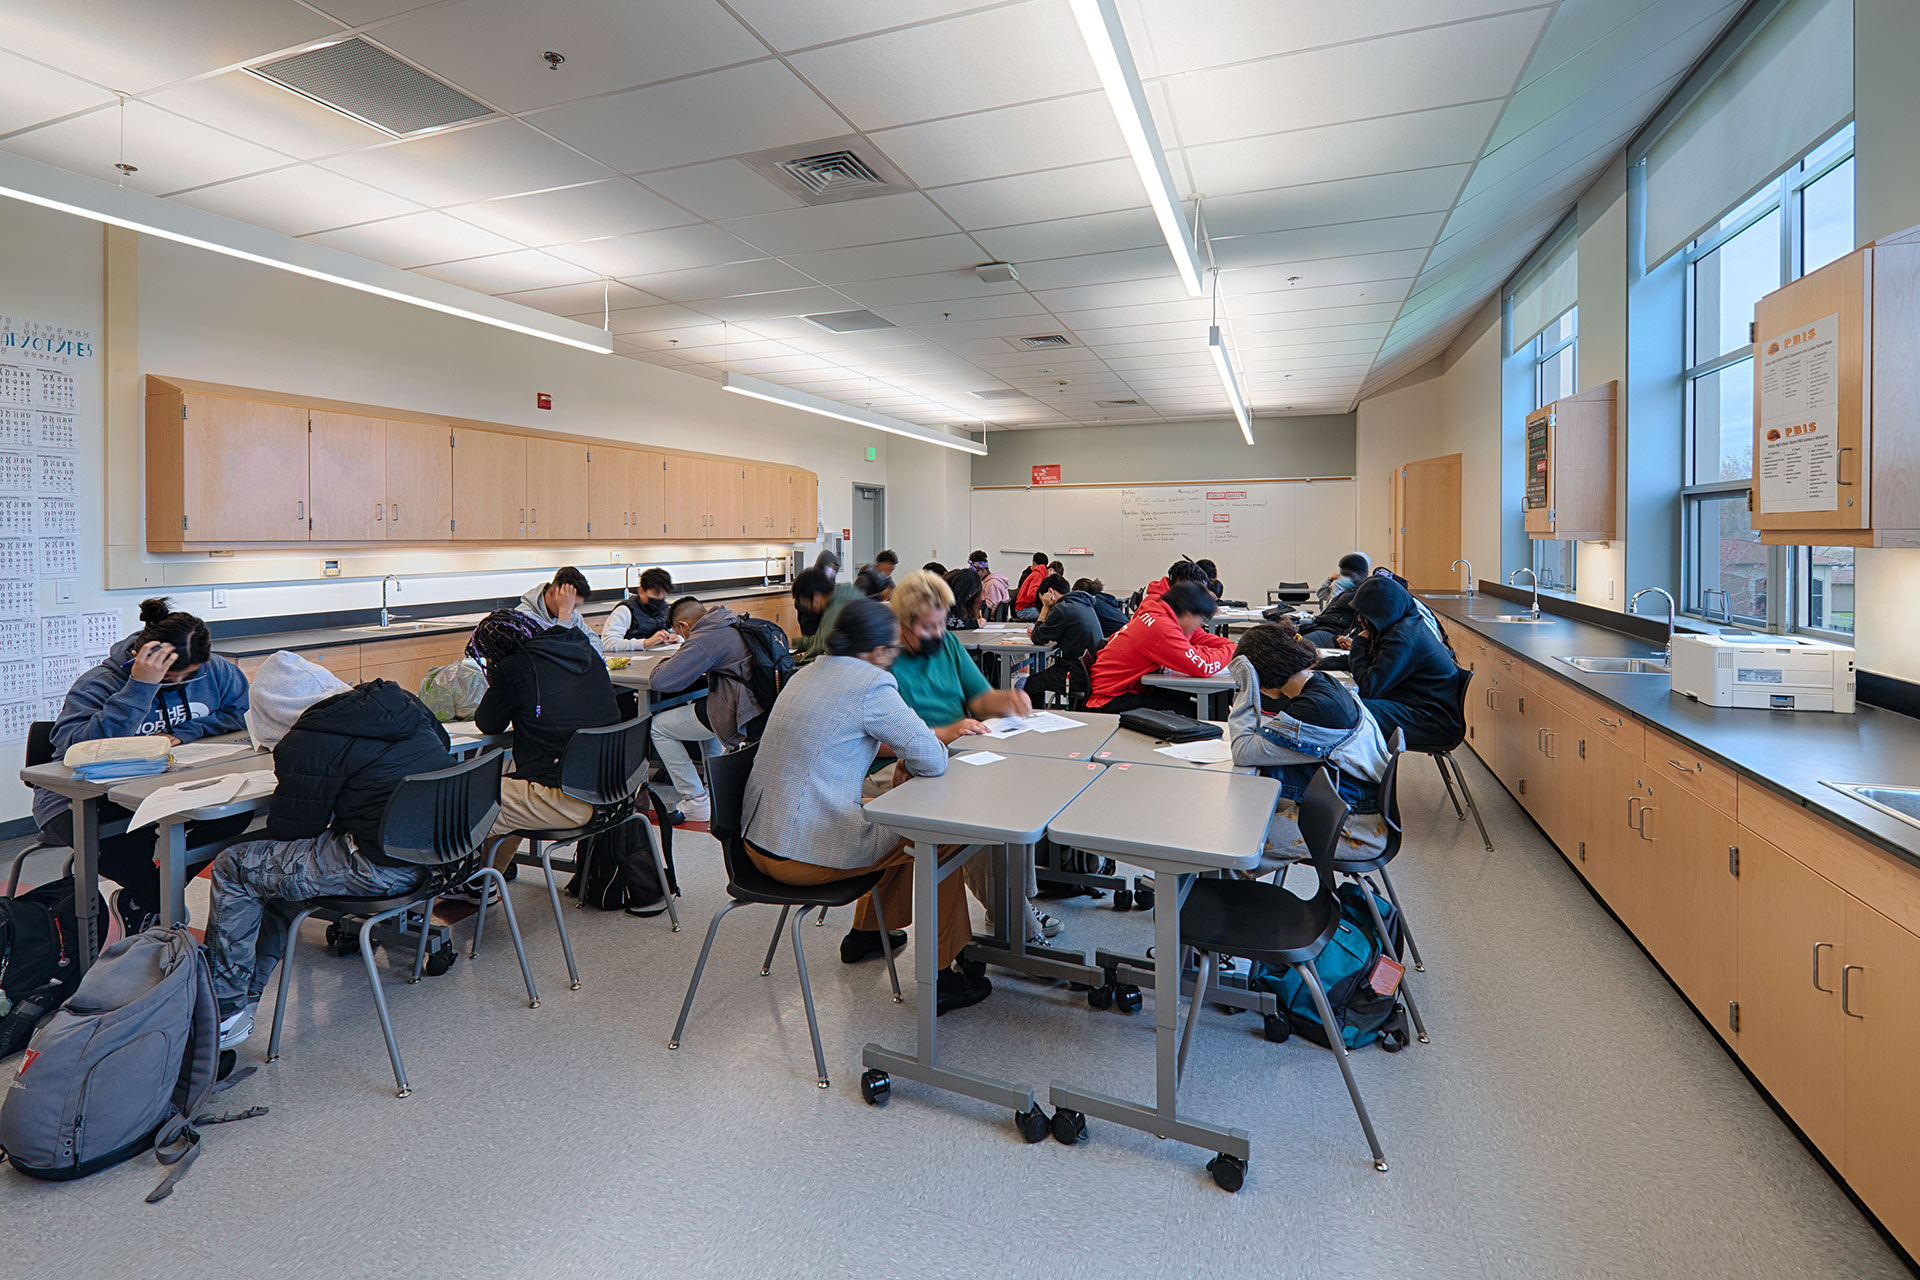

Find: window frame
1529;306;1578;592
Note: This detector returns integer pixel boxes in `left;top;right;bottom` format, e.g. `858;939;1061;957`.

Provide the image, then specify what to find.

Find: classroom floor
3;755;1912;1280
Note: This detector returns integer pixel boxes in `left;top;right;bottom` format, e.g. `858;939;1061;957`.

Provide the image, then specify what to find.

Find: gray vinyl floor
4;753;1912;1280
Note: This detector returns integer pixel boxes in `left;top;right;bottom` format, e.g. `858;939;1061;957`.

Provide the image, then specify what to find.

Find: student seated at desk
1086;581;1235;714
1299;553;1370;647
1348;574;1470;752
1076;577;1129;637
601;567;675;654
742;599;989;1014
466;609;634;901
517;566;596;640
944;567;984;630
921;560;948;576
33;597;252;936
1012;552;1050;619
1228;623;1390;869
202;653;453;1049
970;551;1012;613
793;567;860;664
796;551;841;638
855;566;893;601
872;549;899;578
1024;575;1104;705
647;596;765;823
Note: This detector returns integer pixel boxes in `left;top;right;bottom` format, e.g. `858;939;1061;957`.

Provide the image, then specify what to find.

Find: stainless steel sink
1560;655;1672;674
1483;613;1555;624
1823;782;1920;829
348;622;441;634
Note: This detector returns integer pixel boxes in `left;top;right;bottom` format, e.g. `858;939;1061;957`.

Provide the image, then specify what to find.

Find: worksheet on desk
979;711;1084;738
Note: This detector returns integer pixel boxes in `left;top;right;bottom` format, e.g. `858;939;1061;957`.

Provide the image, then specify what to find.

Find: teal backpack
1252;881;1410;1052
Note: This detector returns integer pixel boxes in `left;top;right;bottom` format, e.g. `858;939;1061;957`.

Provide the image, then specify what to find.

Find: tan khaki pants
489;778;595;870
747;840;973;969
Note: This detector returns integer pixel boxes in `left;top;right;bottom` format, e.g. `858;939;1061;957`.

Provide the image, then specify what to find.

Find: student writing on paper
1086;582;1235;714
645;596;764;824
600;567;676;654
32;597;252;937
201;653;454;1051
1298;553;1370;647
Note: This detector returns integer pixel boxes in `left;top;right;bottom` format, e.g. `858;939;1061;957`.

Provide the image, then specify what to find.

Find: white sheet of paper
977;717;1032;739
954;751;1005;766
167;742;253;768
1154;739;1234;764
128;770;274;829
979;710;1082;738
441;720;481;738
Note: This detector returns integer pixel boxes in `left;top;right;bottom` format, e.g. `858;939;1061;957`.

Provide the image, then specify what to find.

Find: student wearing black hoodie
1347;574;1469;751
1024;575;1105;705
1075;578;1129;637
202;652;455;1049
1299;552;1371;647
470;608;622;875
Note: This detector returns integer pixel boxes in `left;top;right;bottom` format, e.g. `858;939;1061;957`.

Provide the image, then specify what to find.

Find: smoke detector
974;261;1019;284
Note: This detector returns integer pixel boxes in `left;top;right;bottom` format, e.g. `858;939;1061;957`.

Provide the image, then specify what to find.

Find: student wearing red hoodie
1012;552;1051;616
1087;581;1236;712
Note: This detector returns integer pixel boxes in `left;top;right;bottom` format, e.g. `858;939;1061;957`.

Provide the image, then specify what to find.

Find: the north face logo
13;1048;36;1079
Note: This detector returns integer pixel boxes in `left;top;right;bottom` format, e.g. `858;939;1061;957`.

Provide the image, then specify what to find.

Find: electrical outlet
54;579;74;604
212;589;229;610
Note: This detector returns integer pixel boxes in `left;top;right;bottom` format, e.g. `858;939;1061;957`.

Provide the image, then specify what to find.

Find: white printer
1670;633;1856;713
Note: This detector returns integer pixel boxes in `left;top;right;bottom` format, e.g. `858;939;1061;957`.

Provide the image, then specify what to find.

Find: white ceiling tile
699;287;863;323
2;102;291;196
664;339;798;364
1227;251;1428;293
836;272;1023;307
1052;298;1210;331
724;0;998;53
0;49;117;136
1209;212;1447;269
1517;0;1668;90
720;192;962;256
144;70;388;160
528;61;845;175
1201;166;1470;240
619;257;816;303
1028;276;1192;312
866;294;1047;326
603;303;724;335
174;165;423;237
1011;246;1189;291
319;118;611;206
370;0;766;113
788;1;1098;130
413;248;601;293
304;208;519;267
551;224;761;277
621;321;751;351
930;159;1147;230
780;235;989;284
1183;100;1505;196
867;92;1126;188
498;279;658;317
973;208;1163;263
637;160;805;220
1131;0;1543;77
304;0;438;21
447;179;697;246
0;2;341;95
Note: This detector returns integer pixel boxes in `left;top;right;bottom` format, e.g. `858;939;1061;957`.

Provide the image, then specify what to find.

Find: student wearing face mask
600;567;676;653
33;597;252;936
1299;553;1371;648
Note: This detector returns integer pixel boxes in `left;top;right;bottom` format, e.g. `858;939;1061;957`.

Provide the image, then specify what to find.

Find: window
1681;123;1854;634
1530;307;1577;591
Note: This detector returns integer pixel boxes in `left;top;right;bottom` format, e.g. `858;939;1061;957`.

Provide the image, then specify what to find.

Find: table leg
961;841;1103;986
157;818;188;929
72;797;101;973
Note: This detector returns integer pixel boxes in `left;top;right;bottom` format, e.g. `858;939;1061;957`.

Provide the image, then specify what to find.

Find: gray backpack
0;925;262;1200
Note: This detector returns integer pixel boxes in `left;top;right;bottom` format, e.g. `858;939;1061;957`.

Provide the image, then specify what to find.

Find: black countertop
1427;596;1920;872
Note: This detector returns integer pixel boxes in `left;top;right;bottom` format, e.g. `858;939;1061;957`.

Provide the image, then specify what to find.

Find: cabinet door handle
1636;805;1654;841
530;507;537;526
1813;942;1835;992
1536;727;1545;753
1596;715;1622;729
296;500;305;521
1544;730;1556;759
390;501;398;525
1667;758;1700;774
1837;445;1856;489
1841;963;1864;1018
1627;796;1640;828
375;503;384;521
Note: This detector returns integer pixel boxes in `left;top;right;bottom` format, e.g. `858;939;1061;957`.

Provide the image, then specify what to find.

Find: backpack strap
146;928;224;1203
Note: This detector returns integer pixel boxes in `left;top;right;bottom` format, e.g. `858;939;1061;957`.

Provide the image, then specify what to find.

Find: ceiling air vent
802;309;895;333
743;137;908;206
1016;334;1072;349
249;38;492;136
1095;398;1143;408
971;388;1029;402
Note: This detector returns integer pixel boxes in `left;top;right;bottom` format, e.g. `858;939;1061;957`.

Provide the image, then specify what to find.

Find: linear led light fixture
0;149;612;354
722;371;987;456
1067;0;1204;297
1208;325;1254;445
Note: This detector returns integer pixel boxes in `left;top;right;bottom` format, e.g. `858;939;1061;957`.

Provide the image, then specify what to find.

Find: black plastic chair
266;749;531;1098
1427;668;1493;852
1329;732;1429;1044
1066;649;1098;712
1178;770;1389;1182
670;741;902;1090
7;722;73;898
479;716;679;992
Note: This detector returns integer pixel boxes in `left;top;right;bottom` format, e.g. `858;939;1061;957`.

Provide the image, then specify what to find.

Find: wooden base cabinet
1841;897;1920;1249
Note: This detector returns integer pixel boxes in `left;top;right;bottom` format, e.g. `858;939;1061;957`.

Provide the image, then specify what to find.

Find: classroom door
851;484;884;567
1394;453;1462;591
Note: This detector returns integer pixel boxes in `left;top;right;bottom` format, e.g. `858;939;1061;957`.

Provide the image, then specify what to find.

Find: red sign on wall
1031;464;1061;486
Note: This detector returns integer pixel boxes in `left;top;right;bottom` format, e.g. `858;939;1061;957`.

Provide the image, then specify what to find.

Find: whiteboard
971;478;1357;600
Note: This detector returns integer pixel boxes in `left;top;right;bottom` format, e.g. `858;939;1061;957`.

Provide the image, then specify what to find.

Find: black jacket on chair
266;680;455;863
1030;590;1106;662
1086;591;1128;637
1348;577;1468;751
475;626;620;789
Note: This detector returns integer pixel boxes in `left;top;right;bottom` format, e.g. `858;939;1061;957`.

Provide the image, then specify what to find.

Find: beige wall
1574;154;1630;608
967;414;1356;489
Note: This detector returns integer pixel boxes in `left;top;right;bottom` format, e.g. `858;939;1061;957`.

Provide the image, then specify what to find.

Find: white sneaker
677;794;711;823
441;879;499;908
218;1006;254;1051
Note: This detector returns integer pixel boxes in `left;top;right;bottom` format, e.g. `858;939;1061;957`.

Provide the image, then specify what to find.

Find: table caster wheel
1112;888;1134;912
1208;1153;1246;1192
1015;1105;1050;1143
1134;885;1155;911
860;1069;890;1106
1262;1013;1291;1043
1086;984;1114;1011
424;943;456;977
1051;1108;1087;1145
1114;984;1143;1014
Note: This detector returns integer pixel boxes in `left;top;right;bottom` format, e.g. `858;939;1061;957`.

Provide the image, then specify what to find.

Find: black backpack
569;815;674;912
727;616;796;725
0;878;109;1059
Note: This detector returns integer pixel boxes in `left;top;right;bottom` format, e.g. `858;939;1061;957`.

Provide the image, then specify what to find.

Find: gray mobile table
860;755;1106;1134
1141;672;1236;719
106;756;277;928
950;712;1119;761
1090;722;1248;775
1044;766;1280;1167
958;632;1052;691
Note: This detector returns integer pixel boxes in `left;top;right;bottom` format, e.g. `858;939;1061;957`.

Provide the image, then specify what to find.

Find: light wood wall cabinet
1750;222;1920;545
1462;625;1920;1255
144;376;818;552
1523;381;1616;541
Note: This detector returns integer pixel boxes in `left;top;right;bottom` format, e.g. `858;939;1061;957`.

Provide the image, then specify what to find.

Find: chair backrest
989;600;1012;623
25;721;54;771
1426;665;1473;753
1379;729;1405;857
557;716;650;807
1067;649;1097;712
706;741;759;888
1298;768;1352;900
376;748;507;868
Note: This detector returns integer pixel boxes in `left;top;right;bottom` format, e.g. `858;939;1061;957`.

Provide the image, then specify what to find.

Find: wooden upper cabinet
451;427;526;541
710;461;745;539
634;449;665;538
1523;382;1616;541
524;435;589;541
309;411;385;542
743;466;775;539
787;468;817;540
384;418;453;540
662;455;704;539
587;445;634;540
146;378;310;546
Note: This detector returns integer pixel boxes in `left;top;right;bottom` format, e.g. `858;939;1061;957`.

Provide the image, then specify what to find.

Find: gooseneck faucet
380;574;401;628
1631;586;1677;666
1452;558;1474;598
1508;567;1540;619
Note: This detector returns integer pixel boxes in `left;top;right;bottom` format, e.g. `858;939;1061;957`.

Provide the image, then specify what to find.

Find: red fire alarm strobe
536;392;552;410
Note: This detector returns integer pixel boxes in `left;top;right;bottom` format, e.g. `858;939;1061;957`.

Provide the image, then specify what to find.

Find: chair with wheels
479;716;680;993
7;723;73;898
670;741;902;1090
266;748;534;1098
1178;769;1390;1184
1425;669;1493;852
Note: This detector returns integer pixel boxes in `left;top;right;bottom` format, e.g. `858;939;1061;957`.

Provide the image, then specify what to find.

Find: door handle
1667;758;1700;774
1596;715;1622;729
1813;942;1834;992
1841;964;1864;1018
389;501;398;526
1636;805;1654;841
530;507;537;526
296;500;304;520
375;502;384;521
1543;730;1556;759
1627;796;1641;828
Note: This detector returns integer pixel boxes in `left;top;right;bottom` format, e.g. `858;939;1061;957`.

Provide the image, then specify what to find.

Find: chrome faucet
1631;587;1677;666
380;574;402;628
1508;567;1540;618
1452;558;1474;599
623;562;636;591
